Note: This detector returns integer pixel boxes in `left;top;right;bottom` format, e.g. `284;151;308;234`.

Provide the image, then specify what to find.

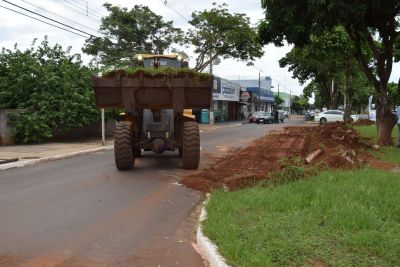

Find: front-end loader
91;54;212;170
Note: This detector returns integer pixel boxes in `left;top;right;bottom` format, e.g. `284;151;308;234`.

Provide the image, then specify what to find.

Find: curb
196;196;230;267
0;145;113;171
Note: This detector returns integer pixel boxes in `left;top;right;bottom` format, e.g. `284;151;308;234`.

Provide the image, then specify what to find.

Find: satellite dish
212;58;221;65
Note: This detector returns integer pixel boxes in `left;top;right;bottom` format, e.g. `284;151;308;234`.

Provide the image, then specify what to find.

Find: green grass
354;125;398;142
355;125;400;165
203;169;400;267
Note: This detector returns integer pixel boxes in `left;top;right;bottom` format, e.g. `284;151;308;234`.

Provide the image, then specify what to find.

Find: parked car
304;112;313;121
256;112;273;124
248;111;262;123
278;110;287;121
314;110;358;124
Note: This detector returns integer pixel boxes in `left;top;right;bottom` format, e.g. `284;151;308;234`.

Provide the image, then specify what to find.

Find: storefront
201;77;241;123
231;76;275;114
253;87;275;113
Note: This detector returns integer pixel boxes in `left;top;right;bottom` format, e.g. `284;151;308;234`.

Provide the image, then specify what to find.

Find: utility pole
258;72;261;111
209;52;214;125
289;90;292;115
101;108;105;146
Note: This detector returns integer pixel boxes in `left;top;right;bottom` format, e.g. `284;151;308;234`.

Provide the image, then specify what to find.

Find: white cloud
1;0;399;97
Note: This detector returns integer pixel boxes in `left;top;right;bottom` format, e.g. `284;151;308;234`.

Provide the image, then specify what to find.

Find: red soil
182;122;376;192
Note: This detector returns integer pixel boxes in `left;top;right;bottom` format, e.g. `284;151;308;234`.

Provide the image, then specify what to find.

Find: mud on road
182;122;393;192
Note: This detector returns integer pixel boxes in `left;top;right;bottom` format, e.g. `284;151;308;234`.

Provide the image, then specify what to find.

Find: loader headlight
177;54;183;61
136;54;143;61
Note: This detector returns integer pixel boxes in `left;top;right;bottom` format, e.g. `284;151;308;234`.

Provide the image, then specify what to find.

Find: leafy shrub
0;38;100;143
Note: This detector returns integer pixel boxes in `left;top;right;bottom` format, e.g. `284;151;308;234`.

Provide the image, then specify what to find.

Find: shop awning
246;87;275;102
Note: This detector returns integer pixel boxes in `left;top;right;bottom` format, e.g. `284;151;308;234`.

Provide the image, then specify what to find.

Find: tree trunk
343;61;354;124
376;89;397;145
343;89;353;123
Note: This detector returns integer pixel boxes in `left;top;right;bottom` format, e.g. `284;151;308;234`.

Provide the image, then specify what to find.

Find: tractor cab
136;54;189;69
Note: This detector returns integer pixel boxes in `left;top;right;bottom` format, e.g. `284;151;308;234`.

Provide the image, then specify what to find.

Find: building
231;76;275;114
200;76;243;123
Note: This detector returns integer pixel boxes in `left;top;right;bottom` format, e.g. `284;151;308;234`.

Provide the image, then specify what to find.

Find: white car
314;110;358;124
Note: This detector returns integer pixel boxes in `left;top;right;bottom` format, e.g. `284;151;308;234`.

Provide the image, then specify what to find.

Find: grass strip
355;125;400;165
203;168;400;266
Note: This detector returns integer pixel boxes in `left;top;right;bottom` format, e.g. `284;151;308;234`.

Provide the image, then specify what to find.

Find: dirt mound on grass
182;122;367;192
353;119;374;126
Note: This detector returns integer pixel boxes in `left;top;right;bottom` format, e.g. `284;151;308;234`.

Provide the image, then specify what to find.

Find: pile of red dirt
182;122;368;192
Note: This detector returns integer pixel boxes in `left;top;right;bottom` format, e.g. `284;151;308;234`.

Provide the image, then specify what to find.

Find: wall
0;109;19;145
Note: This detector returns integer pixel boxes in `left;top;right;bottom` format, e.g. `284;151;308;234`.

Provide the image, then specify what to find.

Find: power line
50;0;100;22
19;0;99;34
0;4;89;38
62;0;102;19
161;0;190;22
1;0;97;37
68;0;106;17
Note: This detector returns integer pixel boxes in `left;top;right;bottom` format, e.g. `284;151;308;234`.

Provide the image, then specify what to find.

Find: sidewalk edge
195;196;230;267
0;145;113;171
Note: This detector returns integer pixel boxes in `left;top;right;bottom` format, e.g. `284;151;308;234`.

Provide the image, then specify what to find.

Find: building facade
231;76;275;114
200;76;243;123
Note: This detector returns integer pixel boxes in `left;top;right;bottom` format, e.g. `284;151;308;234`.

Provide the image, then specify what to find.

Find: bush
0;38;100;143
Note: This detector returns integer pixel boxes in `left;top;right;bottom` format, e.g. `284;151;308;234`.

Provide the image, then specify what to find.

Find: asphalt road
0;120;303;267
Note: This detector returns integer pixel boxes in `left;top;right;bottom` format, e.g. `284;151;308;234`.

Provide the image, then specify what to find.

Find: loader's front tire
182;121;200;169
114;121;135;170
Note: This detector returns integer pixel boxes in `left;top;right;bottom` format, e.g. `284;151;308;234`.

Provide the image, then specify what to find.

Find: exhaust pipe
152;138;166;154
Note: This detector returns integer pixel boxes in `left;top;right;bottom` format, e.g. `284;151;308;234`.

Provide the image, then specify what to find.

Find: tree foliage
291;95;309;114
259;0;400;145
0;38;99;143
186;3;263;72
83;3;183;67
274;95;284;107
280;27;353;110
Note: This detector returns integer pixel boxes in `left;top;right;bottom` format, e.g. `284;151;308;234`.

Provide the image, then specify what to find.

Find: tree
83;4;183;67
186;3;263;72
259;0;400;145
274;95;284;107
291;95;309;114
0;38;99;143
280;27;366;123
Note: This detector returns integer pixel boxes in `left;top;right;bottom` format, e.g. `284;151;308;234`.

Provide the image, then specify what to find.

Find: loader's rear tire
114;121;135;170
182;121;200;169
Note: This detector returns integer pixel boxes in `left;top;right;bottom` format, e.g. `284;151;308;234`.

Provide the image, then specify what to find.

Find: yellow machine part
183;109;195;119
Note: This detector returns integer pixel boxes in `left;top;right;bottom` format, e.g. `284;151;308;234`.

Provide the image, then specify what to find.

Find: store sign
213;77;240;101
240;91;251;102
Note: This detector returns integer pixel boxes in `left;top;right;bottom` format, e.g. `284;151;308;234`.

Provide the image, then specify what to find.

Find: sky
1;0;400;98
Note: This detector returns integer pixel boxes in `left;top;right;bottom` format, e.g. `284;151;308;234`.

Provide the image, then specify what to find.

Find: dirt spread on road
182;122;386;192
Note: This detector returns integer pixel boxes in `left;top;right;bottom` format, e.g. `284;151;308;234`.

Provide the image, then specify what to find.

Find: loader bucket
91;71;213;112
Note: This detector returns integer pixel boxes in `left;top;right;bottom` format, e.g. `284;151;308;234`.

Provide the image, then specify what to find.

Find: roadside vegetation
355;125;400;165
201;124;400;266
204;168;400;266
0;38;99;143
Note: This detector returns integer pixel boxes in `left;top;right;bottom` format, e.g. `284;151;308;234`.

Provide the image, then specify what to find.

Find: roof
140;54;179;59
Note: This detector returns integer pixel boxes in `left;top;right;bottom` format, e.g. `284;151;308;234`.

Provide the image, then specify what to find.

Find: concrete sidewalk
0;139;113;163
